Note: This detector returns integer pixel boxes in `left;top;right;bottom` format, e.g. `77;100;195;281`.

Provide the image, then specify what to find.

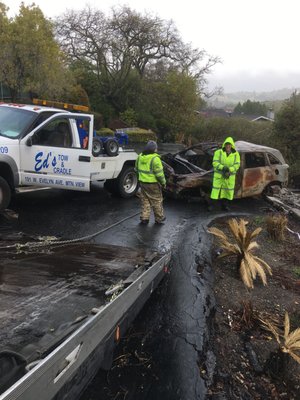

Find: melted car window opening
268;153;281;165
245;152;266;168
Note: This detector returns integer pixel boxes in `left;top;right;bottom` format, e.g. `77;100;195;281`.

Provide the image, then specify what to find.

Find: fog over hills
208;88;299;108
208;69;300;106
209;70;300;92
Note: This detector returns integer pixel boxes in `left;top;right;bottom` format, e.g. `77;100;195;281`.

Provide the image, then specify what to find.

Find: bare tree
55;6;220;109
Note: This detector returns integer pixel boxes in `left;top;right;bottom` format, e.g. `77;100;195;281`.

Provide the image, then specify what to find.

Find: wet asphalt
1;187;268;399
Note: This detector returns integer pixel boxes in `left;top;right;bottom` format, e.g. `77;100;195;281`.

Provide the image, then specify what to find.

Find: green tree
0;3;74;101
274;92;300;178
141;71;198;141
120;108;138;127
235;99;267;116
234;102;242;114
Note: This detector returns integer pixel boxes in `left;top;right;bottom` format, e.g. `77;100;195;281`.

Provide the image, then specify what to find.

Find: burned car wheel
262;183;282;197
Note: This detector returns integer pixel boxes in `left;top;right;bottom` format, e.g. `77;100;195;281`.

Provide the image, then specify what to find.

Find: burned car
162;141;289;199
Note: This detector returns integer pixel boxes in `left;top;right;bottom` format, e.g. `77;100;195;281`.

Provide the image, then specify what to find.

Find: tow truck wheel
116;166;138;198
92;138;103;157
105;166;138;198
104;138;119;157
0;176;11;211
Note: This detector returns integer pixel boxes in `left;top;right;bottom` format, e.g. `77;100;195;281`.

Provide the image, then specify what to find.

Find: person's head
222;136;235;153
225;142;232;153
143;140;157;154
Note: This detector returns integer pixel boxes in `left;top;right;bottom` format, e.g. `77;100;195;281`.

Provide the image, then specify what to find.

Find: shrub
190;116;273;145
120;128;157;143
137;112;157;132
120;108;138;127
208;218;272;289
293;267;300;278
260;312;300;364
265;213;288;241
96;127;114;136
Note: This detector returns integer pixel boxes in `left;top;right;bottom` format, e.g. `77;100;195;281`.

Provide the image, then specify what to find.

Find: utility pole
0;82;3;101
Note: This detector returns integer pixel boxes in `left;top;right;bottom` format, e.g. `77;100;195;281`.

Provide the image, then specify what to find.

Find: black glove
222;166;230;178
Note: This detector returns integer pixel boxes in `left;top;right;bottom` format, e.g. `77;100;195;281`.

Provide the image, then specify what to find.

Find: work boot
140;219;149;225
221;203;230;211
155;216;166;225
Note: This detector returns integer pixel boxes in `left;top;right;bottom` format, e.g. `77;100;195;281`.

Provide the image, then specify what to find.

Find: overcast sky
4;0;300;93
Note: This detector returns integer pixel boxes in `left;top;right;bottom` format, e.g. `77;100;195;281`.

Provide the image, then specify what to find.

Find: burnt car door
241;151;273;197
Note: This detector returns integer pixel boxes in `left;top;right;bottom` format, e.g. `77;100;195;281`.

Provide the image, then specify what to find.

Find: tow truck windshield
0;107;36;138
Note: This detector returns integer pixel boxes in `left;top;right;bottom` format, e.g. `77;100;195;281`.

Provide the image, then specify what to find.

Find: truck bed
0;243;145;353
1;241;169;398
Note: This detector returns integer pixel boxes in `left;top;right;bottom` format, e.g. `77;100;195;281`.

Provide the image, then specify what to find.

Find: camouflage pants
140;182;164;222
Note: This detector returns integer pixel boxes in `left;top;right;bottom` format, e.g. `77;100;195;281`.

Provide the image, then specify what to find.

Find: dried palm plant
260;312;300;364
265;213;288;241
208;218;272;289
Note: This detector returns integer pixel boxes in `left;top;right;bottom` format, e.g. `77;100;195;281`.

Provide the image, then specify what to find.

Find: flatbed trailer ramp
0;242;171;400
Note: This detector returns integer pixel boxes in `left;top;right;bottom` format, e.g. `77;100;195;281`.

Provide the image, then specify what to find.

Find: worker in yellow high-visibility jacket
135;141;166;224
209;136;240;211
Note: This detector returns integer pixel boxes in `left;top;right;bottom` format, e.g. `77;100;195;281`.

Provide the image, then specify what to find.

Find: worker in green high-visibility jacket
135;141;166;225
209;136;240;211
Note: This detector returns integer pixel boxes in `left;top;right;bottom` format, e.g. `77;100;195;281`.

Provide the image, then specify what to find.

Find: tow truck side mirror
26;137;33;147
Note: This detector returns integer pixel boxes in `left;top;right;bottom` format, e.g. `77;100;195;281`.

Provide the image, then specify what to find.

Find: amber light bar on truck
32;98;90;112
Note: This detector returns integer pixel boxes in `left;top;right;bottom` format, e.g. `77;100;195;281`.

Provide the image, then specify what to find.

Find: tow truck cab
0;100;138;209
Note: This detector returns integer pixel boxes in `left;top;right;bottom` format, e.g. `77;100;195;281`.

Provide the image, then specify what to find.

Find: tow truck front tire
117;166;138;198
0;177;11;211
104;166;138;198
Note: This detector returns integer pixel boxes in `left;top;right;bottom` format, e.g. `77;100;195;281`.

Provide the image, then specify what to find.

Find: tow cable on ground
0;211;140;251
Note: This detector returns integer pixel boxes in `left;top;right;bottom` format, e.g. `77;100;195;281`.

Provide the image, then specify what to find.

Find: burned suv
162;141;289;199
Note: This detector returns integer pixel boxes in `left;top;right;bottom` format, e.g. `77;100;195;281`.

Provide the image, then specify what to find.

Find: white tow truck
0;100;139;210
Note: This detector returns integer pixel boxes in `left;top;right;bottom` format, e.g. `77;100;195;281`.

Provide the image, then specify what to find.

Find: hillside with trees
209;88;298;109
234;100;268;116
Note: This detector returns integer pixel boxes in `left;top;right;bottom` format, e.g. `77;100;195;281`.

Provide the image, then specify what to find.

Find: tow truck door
19;113;93;191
